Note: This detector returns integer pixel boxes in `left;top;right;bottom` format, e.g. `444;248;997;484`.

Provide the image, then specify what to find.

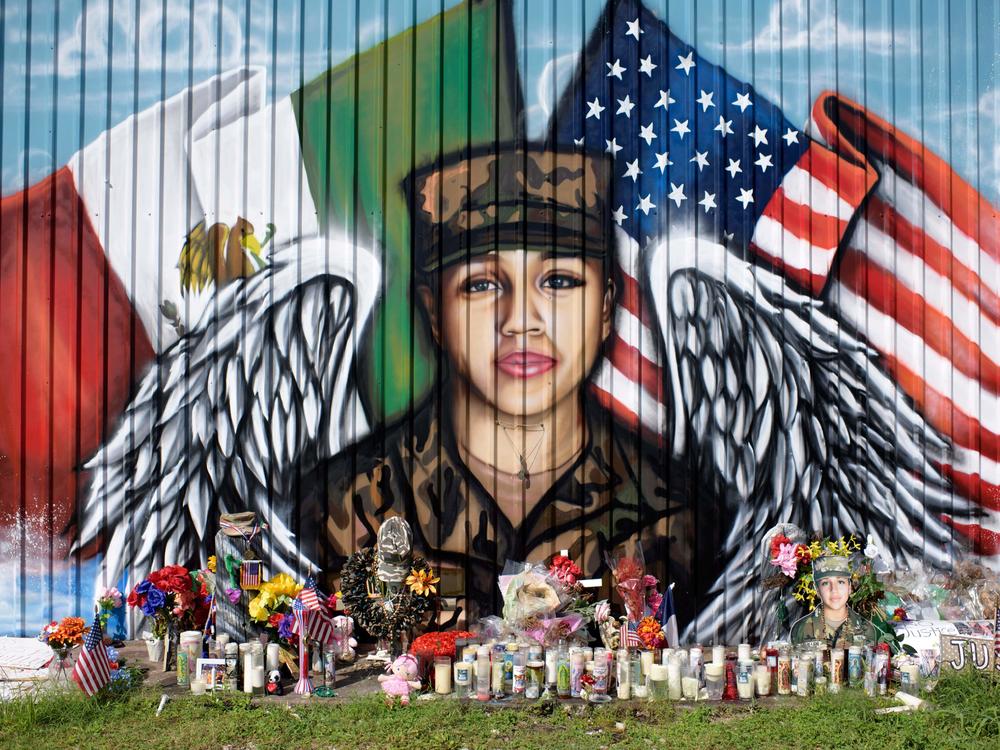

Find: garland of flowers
339;547;437;640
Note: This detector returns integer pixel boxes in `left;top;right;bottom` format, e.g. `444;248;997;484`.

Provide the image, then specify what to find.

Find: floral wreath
339;547;438;640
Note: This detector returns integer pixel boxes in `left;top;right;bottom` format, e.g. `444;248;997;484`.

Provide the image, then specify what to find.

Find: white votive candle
266;643;281;672
640;650;655;679
251;666;266;696
243;654;254;694
737;643;751;662
666;661;682;700
190;679;206;695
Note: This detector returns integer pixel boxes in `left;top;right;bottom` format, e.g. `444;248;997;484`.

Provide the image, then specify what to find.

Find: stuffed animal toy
266;669;284;696
332;615;358;662
378;653;421;706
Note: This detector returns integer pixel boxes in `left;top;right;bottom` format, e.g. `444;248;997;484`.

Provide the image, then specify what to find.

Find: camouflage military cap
813;555;852;581
405;145;614;273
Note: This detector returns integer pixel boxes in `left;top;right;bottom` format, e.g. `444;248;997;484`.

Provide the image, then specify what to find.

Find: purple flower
141;586;166;615
105;646;119;663
225;588;242;604
277;614;295;641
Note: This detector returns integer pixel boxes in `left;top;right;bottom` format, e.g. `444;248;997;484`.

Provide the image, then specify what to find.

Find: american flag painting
551;0;871;438
71;614;111;697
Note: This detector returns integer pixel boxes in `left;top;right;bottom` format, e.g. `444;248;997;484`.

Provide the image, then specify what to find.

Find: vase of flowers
127;564;213;670
38;617;87;686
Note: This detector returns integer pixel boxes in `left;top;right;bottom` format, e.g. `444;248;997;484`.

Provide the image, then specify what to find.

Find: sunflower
405;567;440;596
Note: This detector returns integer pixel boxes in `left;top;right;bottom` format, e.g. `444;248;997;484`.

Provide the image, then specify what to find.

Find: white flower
864;534;879;559
594;601;611;624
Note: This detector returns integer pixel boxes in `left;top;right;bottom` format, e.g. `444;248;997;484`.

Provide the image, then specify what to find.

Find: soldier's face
818;576;851;612
421;250;613;418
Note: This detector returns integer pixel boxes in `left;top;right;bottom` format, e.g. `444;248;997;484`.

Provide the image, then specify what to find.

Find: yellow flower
207;555;217;574
248;591;274;622
405;567;440;596
259;573;302;600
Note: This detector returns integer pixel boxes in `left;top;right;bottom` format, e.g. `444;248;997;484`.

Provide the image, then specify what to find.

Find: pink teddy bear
378;653;422;706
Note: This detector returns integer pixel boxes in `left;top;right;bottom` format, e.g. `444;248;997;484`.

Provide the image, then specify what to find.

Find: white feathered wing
75;236;380;591
643;235;978;644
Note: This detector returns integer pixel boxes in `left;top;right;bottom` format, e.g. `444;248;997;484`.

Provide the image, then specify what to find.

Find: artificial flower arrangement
247;572;303;646
96;587;124;630
409;630;476;660
38;616;88;652
126;564;213;638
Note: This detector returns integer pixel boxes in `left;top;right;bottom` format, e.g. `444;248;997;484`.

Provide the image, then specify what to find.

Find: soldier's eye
463;278;499;294
542;273;584;290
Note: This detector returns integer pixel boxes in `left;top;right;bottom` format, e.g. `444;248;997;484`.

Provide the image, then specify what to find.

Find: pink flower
647;591;663;614
770;542;800;578
642;575;659;589
594;601;611;623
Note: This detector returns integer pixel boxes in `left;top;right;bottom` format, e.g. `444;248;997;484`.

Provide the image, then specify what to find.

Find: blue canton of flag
550;0;809;253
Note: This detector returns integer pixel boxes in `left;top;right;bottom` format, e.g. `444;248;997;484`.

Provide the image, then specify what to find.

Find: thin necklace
496;420;546;487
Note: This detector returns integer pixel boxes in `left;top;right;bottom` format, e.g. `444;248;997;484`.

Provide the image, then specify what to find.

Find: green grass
2;672;998;750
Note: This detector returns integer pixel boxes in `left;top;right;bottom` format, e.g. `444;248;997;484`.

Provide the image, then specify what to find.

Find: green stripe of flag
291;0;521;425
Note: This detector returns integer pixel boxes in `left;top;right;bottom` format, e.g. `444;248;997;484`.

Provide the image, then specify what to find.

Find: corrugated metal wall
1;0;997;641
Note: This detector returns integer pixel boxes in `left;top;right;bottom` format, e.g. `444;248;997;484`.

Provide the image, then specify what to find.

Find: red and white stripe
620;620;641;649
291;606;336;645
814;92;1000;561
749;141;876;295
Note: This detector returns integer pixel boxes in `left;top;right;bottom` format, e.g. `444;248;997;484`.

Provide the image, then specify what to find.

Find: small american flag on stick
71;613;111;697
620;619;641;649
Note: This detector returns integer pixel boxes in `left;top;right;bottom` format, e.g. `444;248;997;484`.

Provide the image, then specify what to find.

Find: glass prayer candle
666;660;682;700
323;645;337;689
814;675;828;695
512;651;526;697
796;654;813;697
591;649;611;703
640;650;655;681
570;651;585;698
556;648;571;699
829;648;845;693
737;643;751;662
503;644;517;693
736;659;754;700
777;655;792;695
711;645;725;666
526;660;544;699
848;646;864;688
660;647;675;666
545;647;559;689
648;663;669;700
754;663;771;697
616;649;631;699
476;646;491;702
900;663;920;693
492;644;506;698
765;646;779;693
454;659;472;699
688;646;702;681
704;662;724;700
435;656;452;695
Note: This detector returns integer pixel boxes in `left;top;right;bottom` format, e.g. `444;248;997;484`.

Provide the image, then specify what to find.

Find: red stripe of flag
838;248;1000;393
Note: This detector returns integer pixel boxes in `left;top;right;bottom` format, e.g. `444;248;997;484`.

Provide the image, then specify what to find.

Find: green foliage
1;672;998;750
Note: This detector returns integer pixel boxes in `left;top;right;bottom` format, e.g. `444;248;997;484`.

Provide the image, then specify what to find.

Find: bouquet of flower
497;558;592;646
247;572;303;645
605;544;648;622
127;564;211;637
38;616;88;652
636;615;666;650
96;587;124;629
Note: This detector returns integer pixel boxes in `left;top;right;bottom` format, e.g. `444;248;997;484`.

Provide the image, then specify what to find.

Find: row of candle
426;638;903;701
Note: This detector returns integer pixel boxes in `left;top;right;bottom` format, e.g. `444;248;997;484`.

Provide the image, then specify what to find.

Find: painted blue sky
2;0;997;202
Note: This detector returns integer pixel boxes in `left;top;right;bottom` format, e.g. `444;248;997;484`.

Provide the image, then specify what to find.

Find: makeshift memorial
379;653;422;706
38;616;87;684
341;518;437;652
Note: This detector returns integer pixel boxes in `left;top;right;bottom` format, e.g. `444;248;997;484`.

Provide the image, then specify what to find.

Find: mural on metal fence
1;0;997;642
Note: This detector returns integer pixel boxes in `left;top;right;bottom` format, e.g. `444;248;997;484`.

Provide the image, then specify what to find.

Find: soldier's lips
496;351;556;378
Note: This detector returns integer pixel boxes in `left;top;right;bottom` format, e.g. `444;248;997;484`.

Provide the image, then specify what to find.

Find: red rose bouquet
127;564;211;637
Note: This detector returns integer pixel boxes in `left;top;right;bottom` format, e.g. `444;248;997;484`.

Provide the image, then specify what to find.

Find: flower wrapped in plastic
499;561;568;626
605;543;647;623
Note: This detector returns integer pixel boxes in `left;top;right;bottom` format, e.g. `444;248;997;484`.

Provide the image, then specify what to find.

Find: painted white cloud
743;0;912;54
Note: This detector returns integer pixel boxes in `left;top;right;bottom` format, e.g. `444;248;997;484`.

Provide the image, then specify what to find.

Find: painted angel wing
644;235;978;644
75;236;380;591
